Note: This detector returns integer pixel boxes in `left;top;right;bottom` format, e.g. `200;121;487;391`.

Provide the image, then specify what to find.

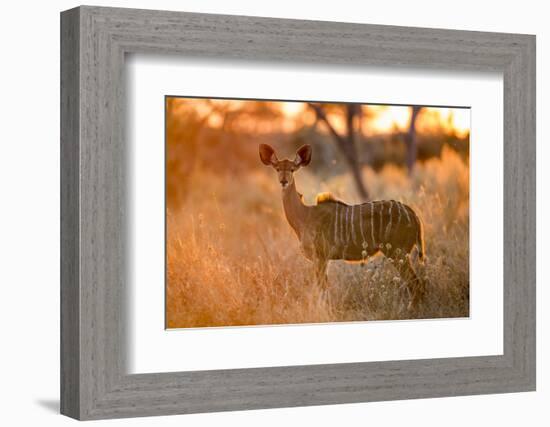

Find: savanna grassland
166;135;470;328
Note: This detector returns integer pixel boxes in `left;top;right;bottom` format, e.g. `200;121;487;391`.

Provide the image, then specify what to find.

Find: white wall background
0;0;546;425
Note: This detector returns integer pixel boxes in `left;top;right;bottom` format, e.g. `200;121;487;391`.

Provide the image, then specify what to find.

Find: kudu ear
259;144;278;166
294;144;312;167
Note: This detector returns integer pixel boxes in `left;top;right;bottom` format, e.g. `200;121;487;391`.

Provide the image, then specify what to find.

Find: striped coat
292;195;425;264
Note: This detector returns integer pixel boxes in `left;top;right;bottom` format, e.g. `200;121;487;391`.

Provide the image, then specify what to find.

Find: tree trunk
308;103;369;201
405;106;422;175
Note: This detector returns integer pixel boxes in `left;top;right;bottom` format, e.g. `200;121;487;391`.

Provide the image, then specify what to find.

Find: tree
404;106;422;175
308;103;369;201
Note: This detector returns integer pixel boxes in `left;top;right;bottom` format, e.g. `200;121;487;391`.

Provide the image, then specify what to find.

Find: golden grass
166;146;469;328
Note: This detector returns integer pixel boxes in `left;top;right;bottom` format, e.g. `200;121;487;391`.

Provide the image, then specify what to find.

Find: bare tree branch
308;103;369;200
308;103;346;147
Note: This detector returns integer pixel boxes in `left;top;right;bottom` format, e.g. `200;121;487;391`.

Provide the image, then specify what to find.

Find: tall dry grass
166;146;469;328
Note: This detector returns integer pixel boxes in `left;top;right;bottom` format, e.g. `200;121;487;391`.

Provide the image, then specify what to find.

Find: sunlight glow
281;101;305;117
169;98;470;138
367;106;411;134
366;106;470;138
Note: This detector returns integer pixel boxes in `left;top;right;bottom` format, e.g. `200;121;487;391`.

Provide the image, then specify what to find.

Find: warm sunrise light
281;101;305;117
169;98;470;138
364;106;470;138
367;106;411;134
166;96;471;329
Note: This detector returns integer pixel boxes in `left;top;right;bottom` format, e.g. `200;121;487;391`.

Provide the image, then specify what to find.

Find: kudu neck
282;180;308;237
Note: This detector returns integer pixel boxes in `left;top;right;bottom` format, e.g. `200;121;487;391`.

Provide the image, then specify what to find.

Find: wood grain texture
60;5;536;420
60;7;80;419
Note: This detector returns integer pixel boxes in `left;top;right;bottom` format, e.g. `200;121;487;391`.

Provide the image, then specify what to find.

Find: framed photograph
61;6;535;420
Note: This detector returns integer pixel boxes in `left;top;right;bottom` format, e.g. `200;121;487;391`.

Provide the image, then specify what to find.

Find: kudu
259;143;426;309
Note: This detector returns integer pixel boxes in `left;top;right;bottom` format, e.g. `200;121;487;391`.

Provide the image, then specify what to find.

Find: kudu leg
396;256;425;311
313;258;329;290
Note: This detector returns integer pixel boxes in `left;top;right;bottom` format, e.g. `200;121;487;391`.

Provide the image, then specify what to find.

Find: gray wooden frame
60;5;536;420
